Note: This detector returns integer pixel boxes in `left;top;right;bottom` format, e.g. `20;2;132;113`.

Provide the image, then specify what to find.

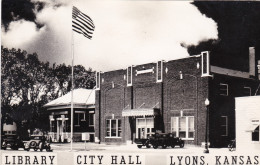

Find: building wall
209;74;259;147
95;53;260;147
235;96;260;151
96;56;211;145
163;57;209;145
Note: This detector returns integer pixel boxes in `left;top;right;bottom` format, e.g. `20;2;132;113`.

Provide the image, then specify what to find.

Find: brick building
95;48;260;147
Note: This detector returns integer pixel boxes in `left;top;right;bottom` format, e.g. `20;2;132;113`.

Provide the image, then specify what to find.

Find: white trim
96;72;100;90
136;68;154;75
127;66;133;86
201;51;212;77
105;137;122;139
156;61;163;83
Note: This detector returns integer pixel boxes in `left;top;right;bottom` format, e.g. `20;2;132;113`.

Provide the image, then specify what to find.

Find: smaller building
44;88;95;142
235;96;260;151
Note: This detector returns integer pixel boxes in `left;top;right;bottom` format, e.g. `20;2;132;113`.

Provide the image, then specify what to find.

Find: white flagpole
70;11;74;151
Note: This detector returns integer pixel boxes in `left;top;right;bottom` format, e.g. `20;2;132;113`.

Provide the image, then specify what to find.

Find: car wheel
153;144;158;149
39;142;43;151
137;145;142;149
180;142;184;148
146;144;151;148
171;144;175;148
162;144;167;149
30;141;37;148
34;148;38;151
46;147;51;152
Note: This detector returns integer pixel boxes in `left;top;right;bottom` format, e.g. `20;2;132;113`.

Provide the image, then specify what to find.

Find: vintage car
24;135;51;152
135;138;151;149
135;133;184;149
149;133;184;149
1;135;25;150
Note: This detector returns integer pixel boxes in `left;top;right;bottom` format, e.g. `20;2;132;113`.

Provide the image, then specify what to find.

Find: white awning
245;124;259;132
122;108;159;117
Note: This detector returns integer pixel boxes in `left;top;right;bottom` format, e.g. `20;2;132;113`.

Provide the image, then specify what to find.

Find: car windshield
32;136;41;140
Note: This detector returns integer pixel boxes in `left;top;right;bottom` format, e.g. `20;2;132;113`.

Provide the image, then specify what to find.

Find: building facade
95;48;260;147
44;88;95;142
235;96;260;151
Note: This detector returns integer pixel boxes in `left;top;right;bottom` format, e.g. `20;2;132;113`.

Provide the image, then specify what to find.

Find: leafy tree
1;46;96;136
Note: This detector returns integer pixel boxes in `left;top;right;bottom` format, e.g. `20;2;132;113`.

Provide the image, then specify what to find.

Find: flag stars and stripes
72;6;95;39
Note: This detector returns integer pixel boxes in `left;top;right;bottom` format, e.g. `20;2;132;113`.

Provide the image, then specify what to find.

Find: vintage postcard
1;0;260;165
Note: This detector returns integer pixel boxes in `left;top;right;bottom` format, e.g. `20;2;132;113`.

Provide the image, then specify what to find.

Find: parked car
24;135;51;152
149;133;184;149
135;138;151;149
1;135;25;150
135;133;184;149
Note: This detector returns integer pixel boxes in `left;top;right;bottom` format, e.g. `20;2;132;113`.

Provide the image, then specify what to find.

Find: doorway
136;117;154;139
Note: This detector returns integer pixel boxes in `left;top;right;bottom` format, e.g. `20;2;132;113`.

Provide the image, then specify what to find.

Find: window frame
74;111;85;126
105;119;122;138
50;121;55;132
171;116;194;140
221;116;228;136
219;83;229;96
89;112;95;127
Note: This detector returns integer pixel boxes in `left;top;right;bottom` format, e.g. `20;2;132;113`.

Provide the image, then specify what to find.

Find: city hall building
95;47;260;147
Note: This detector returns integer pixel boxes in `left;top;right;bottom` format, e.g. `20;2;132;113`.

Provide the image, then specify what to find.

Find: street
1;142;259;165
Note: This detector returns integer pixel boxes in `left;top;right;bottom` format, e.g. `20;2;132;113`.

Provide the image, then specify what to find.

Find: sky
1;0;218;72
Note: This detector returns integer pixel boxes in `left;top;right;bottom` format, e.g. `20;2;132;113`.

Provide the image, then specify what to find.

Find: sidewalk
50;142;235;154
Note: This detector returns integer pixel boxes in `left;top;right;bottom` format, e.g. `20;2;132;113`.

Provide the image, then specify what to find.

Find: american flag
72;6;95;39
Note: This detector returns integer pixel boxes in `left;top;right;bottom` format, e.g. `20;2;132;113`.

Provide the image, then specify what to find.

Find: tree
1;46;96;135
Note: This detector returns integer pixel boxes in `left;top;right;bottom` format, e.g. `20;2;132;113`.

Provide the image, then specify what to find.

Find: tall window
106;119;121;138
50;121;55;132
219;83;228;96
89;113;94;127
74;111;85;126
220;116;228;136
252;126;259;141
171;116;194;139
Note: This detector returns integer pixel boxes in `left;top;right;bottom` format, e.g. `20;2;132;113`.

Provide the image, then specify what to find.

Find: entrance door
136;118;154;139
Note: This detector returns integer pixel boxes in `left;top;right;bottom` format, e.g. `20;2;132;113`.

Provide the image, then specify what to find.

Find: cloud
72;1;218;71
1;19;45;49
1;0;218;72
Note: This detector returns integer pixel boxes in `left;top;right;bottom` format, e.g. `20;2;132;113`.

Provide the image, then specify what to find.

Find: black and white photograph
1;0;260;165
